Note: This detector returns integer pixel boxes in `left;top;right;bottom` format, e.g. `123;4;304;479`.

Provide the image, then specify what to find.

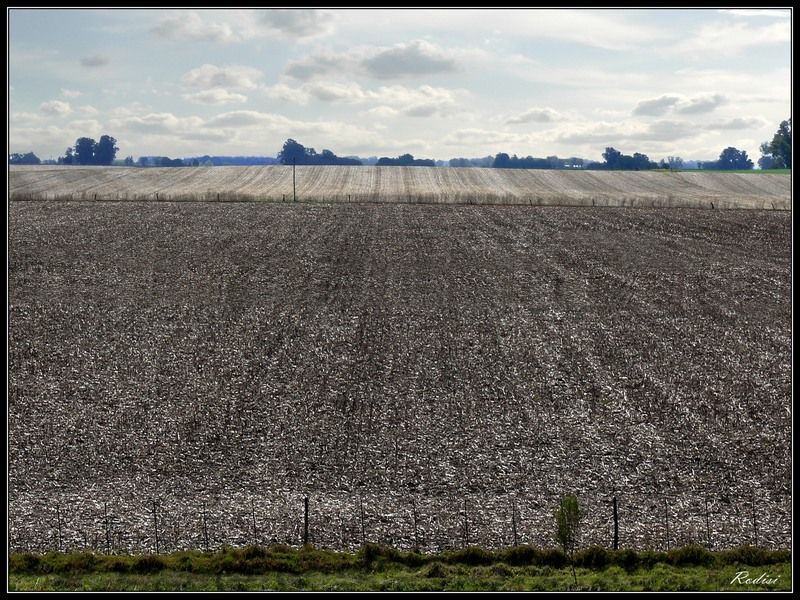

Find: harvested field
9;164;791;209
8;202;791;554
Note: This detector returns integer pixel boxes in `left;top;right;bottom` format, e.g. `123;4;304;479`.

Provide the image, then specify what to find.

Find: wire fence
9;489;791;555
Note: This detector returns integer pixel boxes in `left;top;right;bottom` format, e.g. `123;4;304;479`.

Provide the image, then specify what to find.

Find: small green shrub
502;545;540;566
424;561;447;578
667;544;713;566
637;550;668;569
445;546;494;566
9;553;40;573
132;554;166;573
574;545;609;569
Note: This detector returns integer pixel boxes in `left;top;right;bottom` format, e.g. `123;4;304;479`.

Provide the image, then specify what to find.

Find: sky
8;8;792;163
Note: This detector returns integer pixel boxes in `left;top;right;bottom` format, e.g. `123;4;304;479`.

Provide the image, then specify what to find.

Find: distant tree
493;152;511;168
191;158;200;167
74;137;96;165
759;119;791;169
277;139;361;165
137;156;149;167
278;138;308;165
9;152;41;165
123;155;134;166
717;146;753;170
377;153;434;167
58;147;75;165
94;135;119;165
156;156;184;167
602;147;622;170
757;143;776;169
667;156;684;170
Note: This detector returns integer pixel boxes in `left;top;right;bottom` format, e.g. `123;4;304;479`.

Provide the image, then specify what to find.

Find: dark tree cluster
376;153;435;167
278;139;362;166
448;156;494;168
58;135;119;165
585;148;658;171
8;152;41;165
699;147;754;171
492;153;585;170
758;119;791;169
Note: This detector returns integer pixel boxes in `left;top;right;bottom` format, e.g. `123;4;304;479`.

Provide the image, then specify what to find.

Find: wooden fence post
153;499;160;554
303;496;309;546
512;499;518;547
104;503;111;555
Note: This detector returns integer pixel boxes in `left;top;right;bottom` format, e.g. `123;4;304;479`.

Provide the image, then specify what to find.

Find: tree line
57;136;119;166
9;120;791;170
278;139;362;166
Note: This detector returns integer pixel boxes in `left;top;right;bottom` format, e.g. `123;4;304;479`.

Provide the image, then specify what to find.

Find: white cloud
151;11;236;43
40;100;72;116
77;105;100;117
442;128;532;147
181;64;263;90
554;119;701;145
718;9;790;18
633;96;680;117
674;20;790;57
260;81;461;117
80;54;109;68
706;117;767;130
304;81;367;103
257;9;334;38
60;88;82;98
675;94;727;114
11;111;43;124
183;89;248;105
286;40;469;81
262;83;311;105
632;94;727;117
362;40;459;79
506;107;563;124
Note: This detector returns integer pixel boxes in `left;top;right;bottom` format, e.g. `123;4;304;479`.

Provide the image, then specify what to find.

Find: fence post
512;498;518;547
360;496;366;546
104;503;111;555
292;158;297;202
303;496;309;546
463;498;469;547
202;502;209;551
56;504;63;552
412;499;419;550
613;496;619;550
251;503;258;546
153;499;160;554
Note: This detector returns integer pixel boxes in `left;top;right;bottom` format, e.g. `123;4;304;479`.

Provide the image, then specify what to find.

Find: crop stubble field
8;200;791;554
9;164;791;209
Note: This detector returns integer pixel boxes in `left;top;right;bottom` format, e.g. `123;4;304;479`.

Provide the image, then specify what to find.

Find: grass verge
8;544;790;591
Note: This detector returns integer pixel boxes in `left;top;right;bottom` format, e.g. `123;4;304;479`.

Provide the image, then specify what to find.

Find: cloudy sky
8;8;791;163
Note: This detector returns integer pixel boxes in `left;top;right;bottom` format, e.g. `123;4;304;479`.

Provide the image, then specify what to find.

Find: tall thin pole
292;158;297;202
153;499;160;555
303;496;309;546
104;503;111;555
512;499;518;547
